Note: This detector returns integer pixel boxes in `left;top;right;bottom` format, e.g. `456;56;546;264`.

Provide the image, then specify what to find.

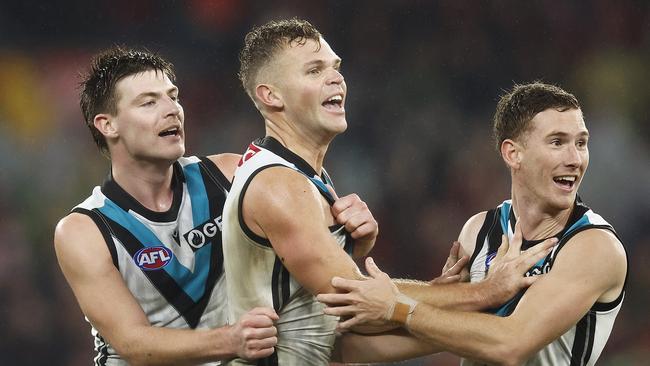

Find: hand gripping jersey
222;137;354;366
72;156;230;366
462;199;627;366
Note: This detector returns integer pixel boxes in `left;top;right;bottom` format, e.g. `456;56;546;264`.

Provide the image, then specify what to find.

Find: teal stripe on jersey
500;201;511;233
182;162;210;227
565;215;591;236
98;198;211;302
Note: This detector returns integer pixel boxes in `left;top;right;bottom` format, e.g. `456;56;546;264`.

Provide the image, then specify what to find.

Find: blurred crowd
0;1;648;365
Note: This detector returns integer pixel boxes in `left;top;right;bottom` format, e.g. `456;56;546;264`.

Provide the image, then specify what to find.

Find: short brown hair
238;18;321;99
493;82;580;151
79;46;175;157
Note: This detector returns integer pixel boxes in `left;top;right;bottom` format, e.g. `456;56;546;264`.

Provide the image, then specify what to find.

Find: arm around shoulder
54;213;276;365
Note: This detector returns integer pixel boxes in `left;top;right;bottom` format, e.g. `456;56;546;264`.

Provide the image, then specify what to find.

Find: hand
431;241;469;284
481;221;557;307
230;307;279;360
317;257;397;330
329;188;379;242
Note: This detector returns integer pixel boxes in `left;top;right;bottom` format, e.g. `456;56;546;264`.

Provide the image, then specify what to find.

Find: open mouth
322;95;343;111
553;175;576;190
159;127;180;137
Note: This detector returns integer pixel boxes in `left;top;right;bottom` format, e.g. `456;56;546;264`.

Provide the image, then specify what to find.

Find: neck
264;118;331;173
110;154;175;212
511;187;574;240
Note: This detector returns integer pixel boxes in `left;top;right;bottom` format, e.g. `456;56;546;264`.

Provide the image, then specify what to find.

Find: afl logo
134;246;173;271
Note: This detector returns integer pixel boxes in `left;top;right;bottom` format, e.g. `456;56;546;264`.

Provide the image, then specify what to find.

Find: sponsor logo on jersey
134;246;173;270
239;143;261;166
183;216;223;250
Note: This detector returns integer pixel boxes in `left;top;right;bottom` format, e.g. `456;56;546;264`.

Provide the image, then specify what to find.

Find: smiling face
513;108;589;211
106;69;185;163
265;37;347;141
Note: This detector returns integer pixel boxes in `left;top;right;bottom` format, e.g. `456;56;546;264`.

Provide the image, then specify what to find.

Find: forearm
405;303;522;365
396;280;495;311
113;325;236;365
335;329;442;363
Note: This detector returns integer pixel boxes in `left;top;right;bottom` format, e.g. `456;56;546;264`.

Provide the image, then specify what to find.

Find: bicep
54;214;150;343
244;169;362;295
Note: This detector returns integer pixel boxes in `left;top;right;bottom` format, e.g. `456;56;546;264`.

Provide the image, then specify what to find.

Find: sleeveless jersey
72;156;230;366
222;137;354;365
462;199;627;366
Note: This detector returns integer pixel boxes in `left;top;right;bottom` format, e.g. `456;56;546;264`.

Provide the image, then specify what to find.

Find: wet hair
238;18;321;99
79;46;175;156
493;82;580;151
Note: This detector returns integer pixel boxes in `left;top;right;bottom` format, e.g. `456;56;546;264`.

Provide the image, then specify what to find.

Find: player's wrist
388;293;418;325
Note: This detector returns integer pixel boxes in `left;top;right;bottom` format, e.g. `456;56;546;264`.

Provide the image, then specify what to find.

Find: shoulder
244;166;327;225
457;211;488;257
54;212;113;274
564;228;626;268
555;228;626;300
246;166;321;207
206;153;242;183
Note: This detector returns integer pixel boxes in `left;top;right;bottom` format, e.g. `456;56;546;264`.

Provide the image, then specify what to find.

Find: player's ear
94;114;118;138
255;83;283;110
501;138;522;169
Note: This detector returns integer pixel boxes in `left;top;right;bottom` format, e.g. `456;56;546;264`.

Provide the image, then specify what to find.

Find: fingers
317;292;355;306
337;315;361;330
445;255;469;276
330;276;362;292
322;304;359;317
518;238;557;269
509;221;523;255
448;241;460;261
434;274;461;284
246;307;279;321
496;234;509;260
365;257;387;279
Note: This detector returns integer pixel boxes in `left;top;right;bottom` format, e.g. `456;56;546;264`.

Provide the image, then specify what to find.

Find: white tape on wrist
389;293;418;325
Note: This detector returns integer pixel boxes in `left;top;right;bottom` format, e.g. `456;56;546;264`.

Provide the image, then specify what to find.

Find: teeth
328;95;342;102
556;176;576;182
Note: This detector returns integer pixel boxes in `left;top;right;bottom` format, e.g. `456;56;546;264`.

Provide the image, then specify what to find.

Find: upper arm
457;211;487;279
242;167;363;295
54;213;150;349
506;228;626;356
207;153;242;183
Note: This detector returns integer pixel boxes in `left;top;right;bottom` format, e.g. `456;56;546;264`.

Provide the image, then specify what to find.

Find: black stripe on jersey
199;156;232;191
237;165;282;247
72;207;119;268
570;311;596;366
93;334;109;366
257;351;279;366
470;209;497;268
105;216;213;328
271;256;291;312
256;137;320;178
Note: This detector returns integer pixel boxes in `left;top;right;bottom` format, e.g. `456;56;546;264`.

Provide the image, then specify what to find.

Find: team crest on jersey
182;216;223;251
134;246;173;270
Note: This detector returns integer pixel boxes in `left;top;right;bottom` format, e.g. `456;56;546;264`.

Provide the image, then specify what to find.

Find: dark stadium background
0;1;647;364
